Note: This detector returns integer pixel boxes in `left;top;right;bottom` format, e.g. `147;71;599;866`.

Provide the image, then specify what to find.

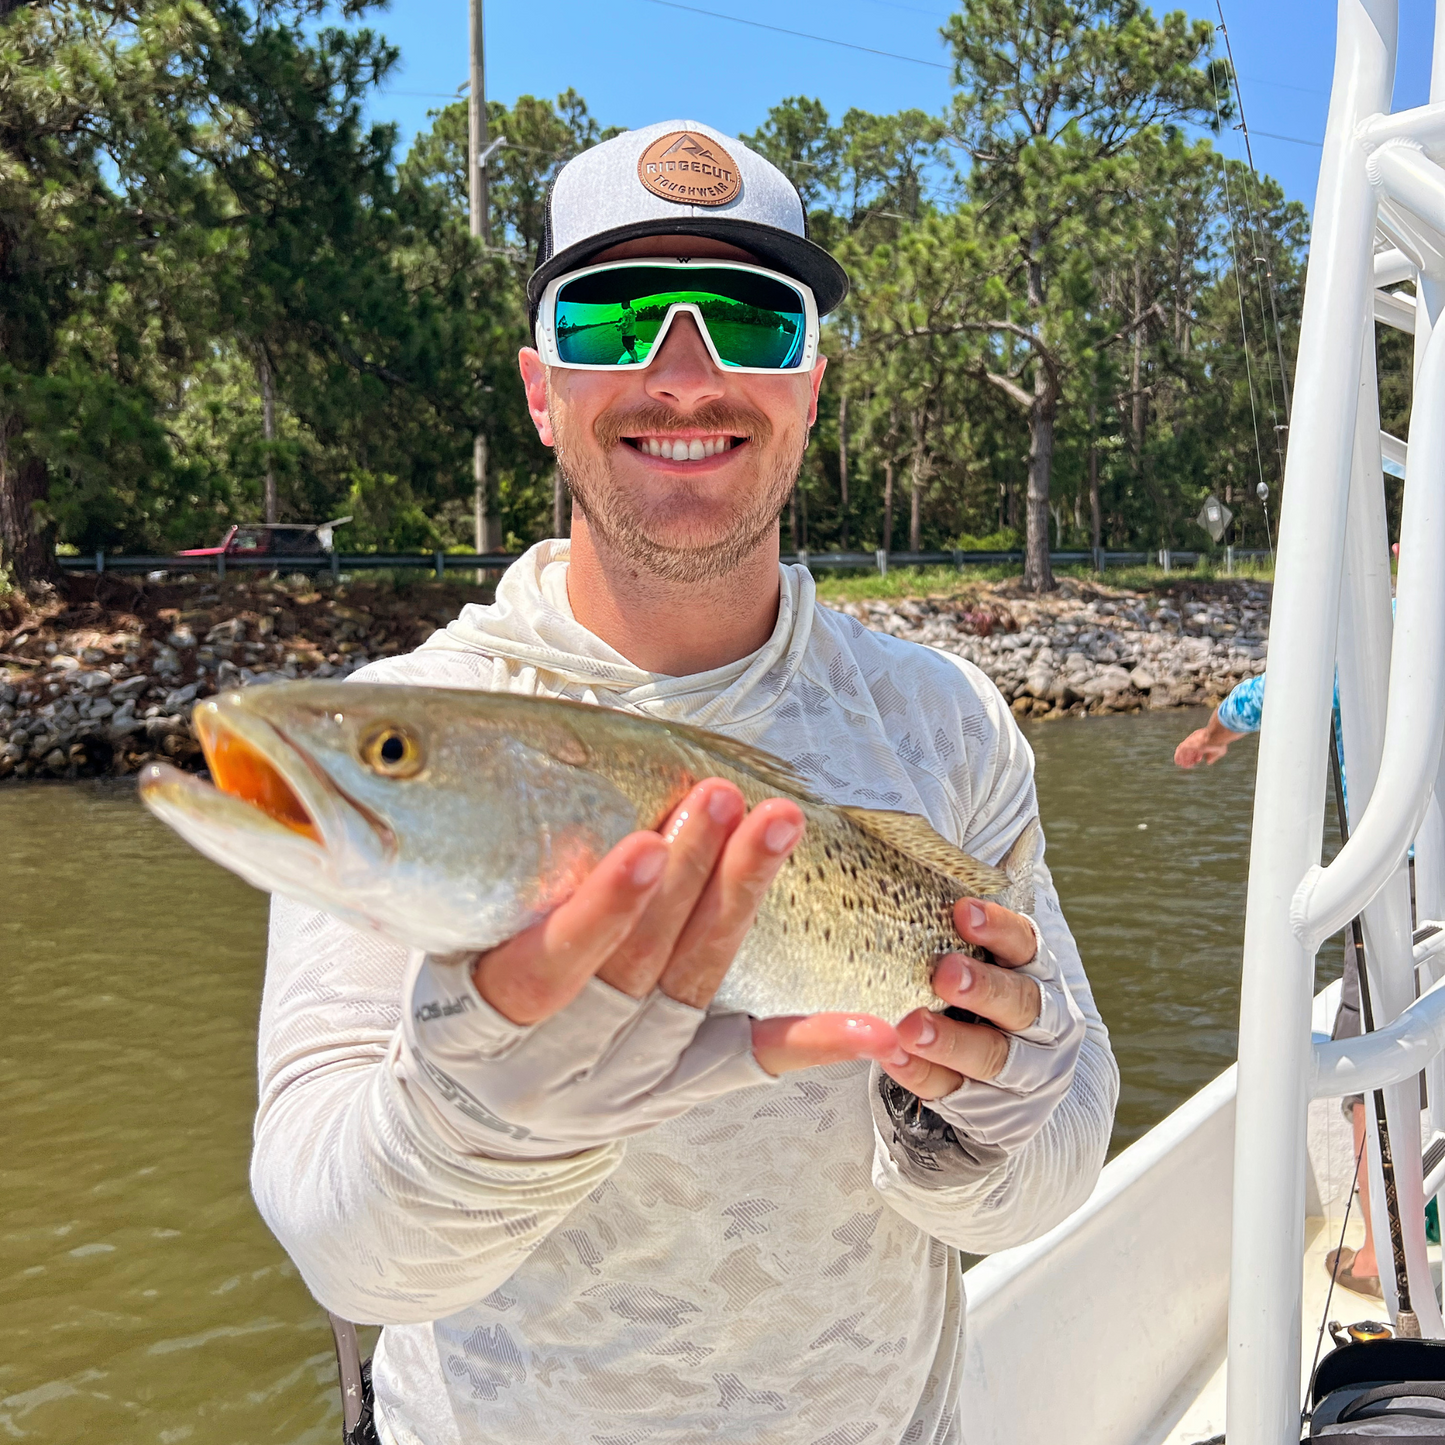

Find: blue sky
361;0;1442;213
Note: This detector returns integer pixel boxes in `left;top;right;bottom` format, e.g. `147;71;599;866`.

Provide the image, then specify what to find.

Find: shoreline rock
0;572;1269;782
834;575;1269;722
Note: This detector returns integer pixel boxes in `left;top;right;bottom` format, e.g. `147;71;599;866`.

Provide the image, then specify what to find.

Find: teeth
636;436;735;459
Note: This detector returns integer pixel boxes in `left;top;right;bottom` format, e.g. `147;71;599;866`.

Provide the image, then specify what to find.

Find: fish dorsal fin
840;807;1011;896
665;721;820;801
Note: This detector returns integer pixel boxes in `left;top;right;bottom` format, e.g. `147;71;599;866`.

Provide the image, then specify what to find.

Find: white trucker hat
528;119;850;318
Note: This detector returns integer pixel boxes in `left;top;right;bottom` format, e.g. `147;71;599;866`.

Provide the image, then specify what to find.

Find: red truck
176;517;351;561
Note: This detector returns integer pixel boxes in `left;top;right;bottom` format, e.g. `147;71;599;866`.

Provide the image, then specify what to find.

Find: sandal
1325;1244;1384;1300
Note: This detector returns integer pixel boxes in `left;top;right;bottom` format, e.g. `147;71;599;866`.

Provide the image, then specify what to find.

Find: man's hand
1174;709;1246;768
470;777;900;1071
751;900;1043;1091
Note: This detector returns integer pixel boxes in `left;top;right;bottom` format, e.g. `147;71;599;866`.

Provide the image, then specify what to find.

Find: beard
551;398;806;585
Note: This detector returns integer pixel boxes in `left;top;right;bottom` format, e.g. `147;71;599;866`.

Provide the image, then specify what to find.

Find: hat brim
528;218;849;320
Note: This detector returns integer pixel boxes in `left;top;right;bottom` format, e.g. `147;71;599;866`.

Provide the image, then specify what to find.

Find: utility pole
468;0;492;557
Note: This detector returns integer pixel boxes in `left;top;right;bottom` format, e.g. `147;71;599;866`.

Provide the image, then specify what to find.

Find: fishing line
1305;1122;1370;1421
1329;712;1421;1339
1208;56;1271;547
1215;5;1292;451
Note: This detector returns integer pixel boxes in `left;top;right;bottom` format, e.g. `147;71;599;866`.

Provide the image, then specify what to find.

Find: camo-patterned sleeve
863;653;1120;1255
252;896;627;1322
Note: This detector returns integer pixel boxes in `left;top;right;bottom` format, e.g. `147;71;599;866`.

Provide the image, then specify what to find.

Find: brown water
0;708;1306;1441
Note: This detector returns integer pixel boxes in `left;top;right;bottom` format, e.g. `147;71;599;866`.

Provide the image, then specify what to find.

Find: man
616;300;641;363
253;120;1117;1444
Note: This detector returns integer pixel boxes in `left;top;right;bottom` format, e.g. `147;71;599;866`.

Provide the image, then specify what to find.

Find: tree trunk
1022;240;1055;593
837;388;849;551
0;419;58;588
908;411;926;554
1131;260;1146;460
882;457;895;557
552;468;569;538
1022;365;1056;592
258;349;278;524
1088;393;1102;551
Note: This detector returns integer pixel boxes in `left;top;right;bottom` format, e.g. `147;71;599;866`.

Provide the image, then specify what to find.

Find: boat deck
1165;1093;1442;1445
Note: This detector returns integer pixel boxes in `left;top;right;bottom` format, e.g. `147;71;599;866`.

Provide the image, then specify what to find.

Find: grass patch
810;564;1021;603
809;557;1274;603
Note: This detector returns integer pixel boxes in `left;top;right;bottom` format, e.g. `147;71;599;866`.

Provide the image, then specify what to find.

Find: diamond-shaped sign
1197;494;1233;543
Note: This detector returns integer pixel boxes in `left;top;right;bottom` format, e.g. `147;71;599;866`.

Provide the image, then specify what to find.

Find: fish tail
1001;818;1040;918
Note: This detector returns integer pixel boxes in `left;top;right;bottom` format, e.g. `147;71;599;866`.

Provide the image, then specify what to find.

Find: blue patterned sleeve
1218;673;1266;734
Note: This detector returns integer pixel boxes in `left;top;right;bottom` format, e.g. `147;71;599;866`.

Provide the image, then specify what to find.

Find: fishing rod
1328;714;1420;1337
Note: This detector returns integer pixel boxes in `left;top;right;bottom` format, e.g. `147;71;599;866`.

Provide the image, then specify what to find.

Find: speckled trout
138;682;1036;1021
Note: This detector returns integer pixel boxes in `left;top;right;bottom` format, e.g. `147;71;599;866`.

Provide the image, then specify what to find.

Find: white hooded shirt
251;541;1117;1445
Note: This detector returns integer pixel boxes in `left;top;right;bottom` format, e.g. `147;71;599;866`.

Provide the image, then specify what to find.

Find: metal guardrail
59;545;1271;579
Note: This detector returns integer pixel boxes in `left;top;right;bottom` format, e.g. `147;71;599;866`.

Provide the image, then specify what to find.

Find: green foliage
0;0;1317;590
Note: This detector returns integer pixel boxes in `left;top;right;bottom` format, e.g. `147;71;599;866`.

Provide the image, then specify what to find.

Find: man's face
519;237;827;584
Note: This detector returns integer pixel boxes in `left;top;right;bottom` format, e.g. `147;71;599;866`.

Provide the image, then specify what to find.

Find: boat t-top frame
1231;0;1445;1437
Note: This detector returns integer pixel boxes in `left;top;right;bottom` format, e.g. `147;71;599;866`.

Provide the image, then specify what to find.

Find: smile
622;434;742;460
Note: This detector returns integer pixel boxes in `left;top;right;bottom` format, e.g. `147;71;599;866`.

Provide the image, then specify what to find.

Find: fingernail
952;961;973;993
764;817;804;854
632;848;666;886
967;901;987;930
885;1048;911;1067
913;1017;937;1046
708;788;742;824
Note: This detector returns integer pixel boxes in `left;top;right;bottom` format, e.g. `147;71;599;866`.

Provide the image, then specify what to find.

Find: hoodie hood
420;540;817;729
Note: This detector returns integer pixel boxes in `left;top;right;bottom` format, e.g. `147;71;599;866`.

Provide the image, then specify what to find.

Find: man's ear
518;347;554;447
806;356;828;427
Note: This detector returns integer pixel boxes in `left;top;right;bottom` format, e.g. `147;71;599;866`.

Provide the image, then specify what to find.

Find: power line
1250;128;1323;149
636;0;951;69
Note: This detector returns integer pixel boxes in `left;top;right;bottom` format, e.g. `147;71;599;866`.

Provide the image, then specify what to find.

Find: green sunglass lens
554;267;806;369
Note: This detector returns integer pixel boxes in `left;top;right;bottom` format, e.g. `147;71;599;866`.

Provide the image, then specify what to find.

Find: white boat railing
1229;1;1445;1439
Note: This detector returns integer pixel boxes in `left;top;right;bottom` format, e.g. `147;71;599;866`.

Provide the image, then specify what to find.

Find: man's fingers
878;1050;964;1102
932;952;1041;1033
896;1005;1011;1085
473;832;668;1024
751;1013;899;1076
596;780;745;998
657;798;806;1008
952;898;1039;969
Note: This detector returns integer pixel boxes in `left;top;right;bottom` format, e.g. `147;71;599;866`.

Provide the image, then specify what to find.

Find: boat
954;1;1445;1438
324;3;1445;1439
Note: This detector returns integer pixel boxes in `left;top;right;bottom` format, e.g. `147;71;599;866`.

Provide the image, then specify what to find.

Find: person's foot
1326;1244;1383;1300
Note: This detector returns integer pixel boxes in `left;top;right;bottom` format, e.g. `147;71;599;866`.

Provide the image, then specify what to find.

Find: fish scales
138;683;1037;1022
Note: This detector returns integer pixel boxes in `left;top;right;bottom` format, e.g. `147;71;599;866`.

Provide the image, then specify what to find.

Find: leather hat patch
637;131;742;207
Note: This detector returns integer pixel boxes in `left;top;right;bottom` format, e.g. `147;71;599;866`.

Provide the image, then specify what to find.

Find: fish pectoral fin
839;807;1011;895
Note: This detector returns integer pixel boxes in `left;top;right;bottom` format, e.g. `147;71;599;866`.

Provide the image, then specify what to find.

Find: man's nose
643;312;726;411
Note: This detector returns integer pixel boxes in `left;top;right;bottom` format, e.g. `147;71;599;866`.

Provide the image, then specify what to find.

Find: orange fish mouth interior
197;717;321;844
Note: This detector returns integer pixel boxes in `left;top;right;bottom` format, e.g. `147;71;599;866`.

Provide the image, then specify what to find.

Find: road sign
1197;494;1233;543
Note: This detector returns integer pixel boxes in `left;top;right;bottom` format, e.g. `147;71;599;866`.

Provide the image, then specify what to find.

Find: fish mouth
194;703;322;843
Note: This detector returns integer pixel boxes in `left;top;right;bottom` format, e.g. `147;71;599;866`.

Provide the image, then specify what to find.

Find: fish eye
360;724;424;778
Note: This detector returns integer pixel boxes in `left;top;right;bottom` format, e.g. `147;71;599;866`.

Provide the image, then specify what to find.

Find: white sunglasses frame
534;258;821;374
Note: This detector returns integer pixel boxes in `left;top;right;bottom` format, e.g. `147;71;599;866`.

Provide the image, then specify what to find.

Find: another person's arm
1175;673;1264;768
